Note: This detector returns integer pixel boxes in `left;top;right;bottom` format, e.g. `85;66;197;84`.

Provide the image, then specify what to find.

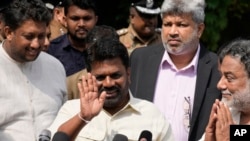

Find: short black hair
86;25;119;47
85;37;129;72
63;0;97;16
0;0;14;12
2;0;52;31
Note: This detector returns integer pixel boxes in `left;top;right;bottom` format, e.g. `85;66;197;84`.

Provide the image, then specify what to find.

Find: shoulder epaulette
117;28;128;36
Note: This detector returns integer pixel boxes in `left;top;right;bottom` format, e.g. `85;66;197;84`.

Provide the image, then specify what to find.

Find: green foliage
98;0;250;52
202;0;250;52
202;0;231;52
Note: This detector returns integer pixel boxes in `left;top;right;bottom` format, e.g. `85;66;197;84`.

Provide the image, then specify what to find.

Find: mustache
99;86;119;93
221;90;232;96
76;28;88;32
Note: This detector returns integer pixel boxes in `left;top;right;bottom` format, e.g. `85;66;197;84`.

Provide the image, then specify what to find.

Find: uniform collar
128;24;158;45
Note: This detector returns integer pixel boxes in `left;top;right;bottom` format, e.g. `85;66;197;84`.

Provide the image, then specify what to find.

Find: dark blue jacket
47;34;86;76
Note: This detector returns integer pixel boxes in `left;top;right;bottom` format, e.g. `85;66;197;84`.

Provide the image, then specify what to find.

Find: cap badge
146;0;153;8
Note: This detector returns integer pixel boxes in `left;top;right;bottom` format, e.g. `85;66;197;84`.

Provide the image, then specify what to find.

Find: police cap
42;0;64;10
131;0;160;15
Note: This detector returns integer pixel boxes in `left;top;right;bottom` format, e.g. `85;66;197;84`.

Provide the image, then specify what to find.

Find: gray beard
221;97;241;124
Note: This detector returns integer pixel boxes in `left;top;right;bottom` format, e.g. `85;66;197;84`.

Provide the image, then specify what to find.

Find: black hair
63;0;97;16
2;0;52;31
85;25;119;46
85;37;129;72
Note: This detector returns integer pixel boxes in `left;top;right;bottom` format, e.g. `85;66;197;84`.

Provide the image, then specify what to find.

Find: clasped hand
205;99;235;141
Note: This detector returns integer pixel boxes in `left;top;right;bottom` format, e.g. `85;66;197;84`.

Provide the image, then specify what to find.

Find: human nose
78;19;85;27
169;25;178;37
30;38;40;49
217;77;227;90
103;76;114;87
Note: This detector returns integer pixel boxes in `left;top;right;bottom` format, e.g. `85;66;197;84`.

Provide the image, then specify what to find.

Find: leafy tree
203;0;250;52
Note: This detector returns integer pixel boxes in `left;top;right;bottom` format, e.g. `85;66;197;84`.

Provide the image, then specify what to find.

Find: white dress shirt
0;43;67;141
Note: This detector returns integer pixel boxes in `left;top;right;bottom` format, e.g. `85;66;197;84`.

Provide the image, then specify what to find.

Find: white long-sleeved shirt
0;44;67;141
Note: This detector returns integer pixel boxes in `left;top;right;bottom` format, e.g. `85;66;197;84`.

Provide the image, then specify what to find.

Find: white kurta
0;44;67;141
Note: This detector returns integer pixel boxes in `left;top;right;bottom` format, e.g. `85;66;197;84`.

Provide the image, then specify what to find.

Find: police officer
117;0;161;55
43;0;67;41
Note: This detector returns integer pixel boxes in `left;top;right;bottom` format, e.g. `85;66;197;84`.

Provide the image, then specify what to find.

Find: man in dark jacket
130;0;221;140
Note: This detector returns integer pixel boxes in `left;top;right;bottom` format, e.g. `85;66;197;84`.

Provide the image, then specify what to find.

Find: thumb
99;91;106;104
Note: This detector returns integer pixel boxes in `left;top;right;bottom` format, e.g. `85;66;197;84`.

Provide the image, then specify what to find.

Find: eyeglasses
183;96;191;132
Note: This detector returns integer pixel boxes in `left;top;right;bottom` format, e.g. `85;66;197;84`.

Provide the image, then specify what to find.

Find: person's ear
197;23;205;38
4;26;14;41
62;16;67;27
94;15;98;25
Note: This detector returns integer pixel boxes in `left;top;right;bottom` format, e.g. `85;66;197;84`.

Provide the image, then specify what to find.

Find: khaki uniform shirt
117;25;161;55
67;69;87;100
49;19;67;41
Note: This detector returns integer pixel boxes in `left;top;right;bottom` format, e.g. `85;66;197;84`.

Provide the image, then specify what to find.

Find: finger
207;103;218;128
224;104;234;124
217;103;228;129
99;91;106;105
81;75;89;96
215;99;220;105
78;82;83;97
219;102;228;125
78;75;86;98
92;75;98;92
216;105;222;129
87;73;94;92
221;103;229;123
91;75;99;99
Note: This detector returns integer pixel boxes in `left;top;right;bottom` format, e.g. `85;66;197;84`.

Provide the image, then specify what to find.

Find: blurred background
95;0;250;52
46;0;250;52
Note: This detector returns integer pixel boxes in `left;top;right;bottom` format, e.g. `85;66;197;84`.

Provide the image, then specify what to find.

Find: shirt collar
161;44;200;73
60;34;73;50
128;25;158;45
104;90;141;116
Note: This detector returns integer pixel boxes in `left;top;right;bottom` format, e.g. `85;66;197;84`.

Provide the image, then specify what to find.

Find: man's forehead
220;55;246;74
14;20;47;33
162;12;193;19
